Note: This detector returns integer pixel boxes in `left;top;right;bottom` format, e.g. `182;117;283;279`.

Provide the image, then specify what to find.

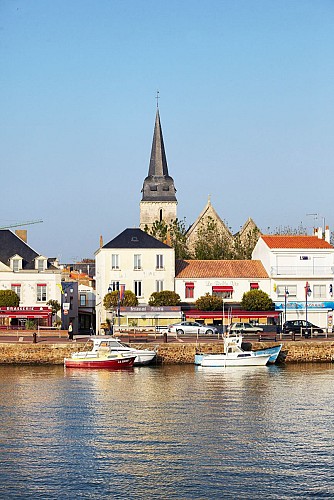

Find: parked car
229;322;263;335
168;321;218;335
282;320;323;337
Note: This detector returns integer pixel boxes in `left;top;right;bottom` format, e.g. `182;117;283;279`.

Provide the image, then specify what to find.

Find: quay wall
0;341;334;364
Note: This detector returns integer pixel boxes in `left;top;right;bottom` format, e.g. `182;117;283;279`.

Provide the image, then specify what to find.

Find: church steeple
140;106;177;230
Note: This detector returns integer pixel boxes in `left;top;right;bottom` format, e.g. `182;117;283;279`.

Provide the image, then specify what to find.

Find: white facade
252;235;334;328
95;230;175;331
175;277;270;303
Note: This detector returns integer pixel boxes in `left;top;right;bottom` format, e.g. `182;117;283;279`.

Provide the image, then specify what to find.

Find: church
139;106;260;255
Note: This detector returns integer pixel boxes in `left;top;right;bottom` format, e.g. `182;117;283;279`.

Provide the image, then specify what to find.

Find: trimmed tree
241;290;274;311
195;293;223;311
103;290;138;310
0;290;19;307
149;291;181;306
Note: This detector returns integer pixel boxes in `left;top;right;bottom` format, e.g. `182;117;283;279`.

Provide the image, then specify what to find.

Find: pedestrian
68;321;73;341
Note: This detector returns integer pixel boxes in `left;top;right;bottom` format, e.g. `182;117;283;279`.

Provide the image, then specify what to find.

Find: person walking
68;321;73;341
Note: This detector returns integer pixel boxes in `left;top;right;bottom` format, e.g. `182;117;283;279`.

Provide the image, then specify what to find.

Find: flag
57;283;64;294
119;284;125;301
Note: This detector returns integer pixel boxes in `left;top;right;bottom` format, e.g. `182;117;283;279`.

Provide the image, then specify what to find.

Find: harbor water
1;363;334;499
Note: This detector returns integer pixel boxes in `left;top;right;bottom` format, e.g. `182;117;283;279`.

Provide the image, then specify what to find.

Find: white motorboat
199;334;271;367
195;333;282;366
71;336;157;366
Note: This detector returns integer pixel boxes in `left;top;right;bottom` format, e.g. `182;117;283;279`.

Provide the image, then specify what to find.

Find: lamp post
284;287;289;325
305;281;311;337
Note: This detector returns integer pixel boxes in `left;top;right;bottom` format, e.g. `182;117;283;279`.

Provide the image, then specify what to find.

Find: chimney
100;235;103;248
317;226;323;240
15;230;27;243
314;227;318;237
325;225;330;243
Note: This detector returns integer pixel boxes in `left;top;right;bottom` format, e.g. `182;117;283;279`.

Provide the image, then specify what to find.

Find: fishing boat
64;351;136;369
64;336;156;369
196;334;272;367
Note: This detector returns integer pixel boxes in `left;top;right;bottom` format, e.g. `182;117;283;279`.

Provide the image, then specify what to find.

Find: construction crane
0;220;43;230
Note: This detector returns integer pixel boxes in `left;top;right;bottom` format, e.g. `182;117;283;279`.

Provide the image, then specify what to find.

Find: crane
0;220;43;229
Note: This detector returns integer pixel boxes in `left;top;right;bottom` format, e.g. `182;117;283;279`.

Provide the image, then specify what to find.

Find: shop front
0;306;52;329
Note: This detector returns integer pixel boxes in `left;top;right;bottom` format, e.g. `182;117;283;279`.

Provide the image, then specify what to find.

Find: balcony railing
270;266;334;277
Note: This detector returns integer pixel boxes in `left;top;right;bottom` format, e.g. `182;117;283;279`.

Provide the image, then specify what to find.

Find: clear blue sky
1;0;333;262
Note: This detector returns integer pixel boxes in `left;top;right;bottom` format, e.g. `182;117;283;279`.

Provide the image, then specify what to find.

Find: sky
1;0;333;262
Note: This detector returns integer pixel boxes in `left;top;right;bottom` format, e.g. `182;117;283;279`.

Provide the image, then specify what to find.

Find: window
37;259;45;272
212;286;233;299
313;285;326;299
156;254;164;270
11;284;21;301
134;254;141;270
277;285;297;297
156;280;164;292
134;281;142;297
109;282;119;292
185;282;194;299
13;260;20;272
112;254;119;270
37;284;47;302
80;294;87;306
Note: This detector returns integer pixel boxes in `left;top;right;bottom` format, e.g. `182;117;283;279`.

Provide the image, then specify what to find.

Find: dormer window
35;256;47;272
10;255;23;272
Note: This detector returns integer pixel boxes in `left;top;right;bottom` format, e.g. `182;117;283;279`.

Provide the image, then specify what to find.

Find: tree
193;216;233;260
144;218;190;259
103;290;138;310
46;299;61;316
195;293;223;311
241;290;274;311
0;290;19;307
148;291;181;306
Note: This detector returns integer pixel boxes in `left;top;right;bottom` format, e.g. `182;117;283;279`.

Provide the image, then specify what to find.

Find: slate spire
141;109;177;202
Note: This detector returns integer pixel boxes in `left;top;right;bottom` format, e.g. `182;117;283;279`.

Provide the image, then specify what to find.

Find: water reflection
1;364;334;498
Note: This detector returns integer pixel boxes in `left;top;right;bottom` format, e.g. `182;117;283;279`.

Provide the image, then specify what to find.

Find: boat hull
254;344;282;364
200;353;270;367
64;355;135;369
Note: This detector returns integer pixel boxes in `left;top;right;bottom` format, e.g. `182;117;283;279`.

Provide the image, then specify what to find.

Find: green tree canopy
193;216;233;260
46;299;61;316
103;290;138;310
0;290;19;307
148;290;181;306
144;218;190;259
195;293;223;311
241;289;274;311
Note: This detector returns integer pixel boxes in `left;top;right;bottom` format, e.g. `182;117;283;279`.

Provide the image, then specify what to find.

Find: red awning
185;282;194;288
250;283;259;289
212;286;233;292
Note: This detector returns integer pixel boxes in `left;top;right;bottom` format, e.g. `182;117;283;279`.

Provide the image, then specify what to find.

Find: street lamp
284;287;289;325
305;281;312;336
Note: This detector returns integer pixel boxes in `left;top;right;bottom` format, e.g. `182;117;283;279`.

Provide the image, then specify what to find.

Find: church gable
237;217;261;246
186;198;233;254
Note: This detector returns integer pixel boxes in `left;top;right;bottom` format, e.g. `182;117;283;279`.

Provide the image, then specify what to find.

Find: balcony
270;266;334;277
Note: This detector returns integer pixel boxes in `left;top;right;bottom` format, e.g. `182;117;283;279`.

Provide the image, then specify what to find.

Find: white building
175;259;270;303
95;228;175;331
0;230;62;327
252;232;334;328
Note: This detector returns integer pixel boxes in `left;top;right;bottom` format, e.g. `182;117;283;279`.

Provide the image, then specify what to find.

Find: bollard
163;331;168;343
32;332;37;344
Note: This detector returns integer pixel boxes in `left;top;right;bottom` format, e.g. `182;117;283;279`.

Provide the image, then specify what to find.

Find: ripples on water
1;363;334;499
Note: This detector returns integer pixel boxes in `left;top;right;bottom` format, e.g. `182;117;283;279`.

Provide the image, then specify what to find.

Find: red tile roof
261;235;333;249
175;260;268;279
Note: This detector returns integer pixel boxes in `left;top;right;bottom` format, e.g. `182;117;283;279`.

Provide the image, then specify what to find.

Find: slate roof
103;228;172;249
141;109;177;202
261;235;333;249
0;229;56;270
175;259;268;279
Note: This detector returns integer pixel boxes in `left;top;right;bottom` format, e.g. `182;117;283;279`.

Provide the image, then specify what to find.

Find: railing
270;266;334;276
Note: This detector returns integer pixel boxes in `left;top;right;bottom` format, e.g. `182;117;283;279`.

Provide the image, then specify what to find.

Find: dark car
282;320;324;337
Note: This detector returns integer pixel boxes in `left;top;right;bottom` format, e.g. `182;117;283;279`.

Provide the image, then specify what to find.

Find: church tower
140;108;177;230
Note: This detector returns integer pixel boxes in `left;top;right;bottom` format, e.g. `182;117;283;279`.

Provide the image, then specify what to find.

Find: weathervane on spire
156;90;160;108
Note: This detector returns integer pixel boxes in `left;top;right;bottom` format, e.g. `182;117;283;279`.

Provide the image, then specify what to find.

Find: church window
150;185;157;191
163;186;169;191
